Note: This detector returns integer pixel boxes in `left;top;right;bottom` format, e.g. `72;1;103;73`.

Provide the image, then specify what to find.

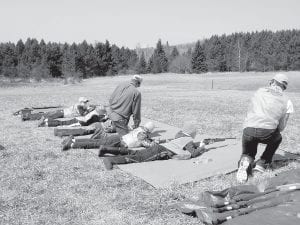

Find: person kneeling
102;122;206;170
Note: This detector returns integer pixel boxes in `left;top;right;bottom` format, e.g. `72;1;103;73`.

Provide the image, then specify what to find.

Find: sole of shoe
237;159;250;183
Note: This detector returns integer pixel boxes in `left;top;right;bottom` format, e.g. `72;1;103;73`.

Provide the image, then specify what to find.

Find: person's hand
199;141;206;149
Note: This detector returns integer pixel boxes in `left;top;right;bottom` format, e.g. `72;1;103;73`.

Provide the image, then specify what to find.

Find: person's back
107;75;143;136
237;74;294;183
109;81;140;120
244;87;288;130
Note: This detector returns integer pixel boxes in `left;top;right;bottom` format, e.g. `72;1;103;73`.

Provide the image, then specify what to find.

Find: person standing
106;75;143;136
237;74;294;183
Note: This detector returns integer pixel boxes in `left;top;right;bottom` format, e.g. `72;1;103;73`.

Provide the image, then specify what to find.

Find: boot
102;156;128;170
61;136;74;151
98;145;131;157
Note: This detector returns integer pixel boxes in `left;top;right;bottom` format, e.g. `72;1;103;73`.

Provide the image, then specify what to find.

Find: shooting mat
62;117;298;188
117;118;299;188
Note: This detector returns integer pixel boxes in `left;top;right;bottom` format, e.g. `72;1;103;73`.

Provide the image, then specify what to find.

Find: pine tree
136;52;147;74
148;39;168;73
2;44;18;78
169;46;179;61
191;41;207;73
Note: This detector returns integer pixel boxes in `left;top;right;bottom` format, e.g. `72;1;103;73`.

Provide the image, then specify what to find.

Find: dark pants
242;127;282;163
124;145;173;163
44;110;64;119
73;133;121;149
54;127;96;137
112;118;129;136
47;118;78;127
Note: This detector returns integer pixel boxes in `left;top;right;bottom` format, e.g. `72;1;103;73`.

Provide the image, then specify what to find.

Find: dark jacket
108;81;141;127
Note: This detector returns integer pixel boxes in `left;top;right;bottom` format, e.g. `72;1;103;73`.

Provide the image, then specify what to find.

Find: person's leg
237;128;257;183
54;127;96;137
44;110;64;119
125;145;171;162
102;145;171;170
255;129;282;171
241;128;259;159
59;118;78;126
113;118;129;136
62;133;122;151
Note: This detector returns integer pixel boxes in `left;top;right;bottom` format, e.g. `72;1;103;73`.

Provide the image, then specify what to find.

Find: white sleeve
286;100;294;114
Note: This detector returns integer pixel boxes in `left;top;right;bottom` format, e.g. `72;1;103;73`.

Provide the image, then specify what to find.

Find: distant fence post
211;79;214;89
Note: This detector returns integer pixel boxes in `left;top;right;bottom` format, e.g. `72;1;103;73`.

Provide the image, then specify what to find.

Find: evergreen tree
169;46;179;62
191;41;207;73
2;44;17;77
148;39;168;73
136;52;147;74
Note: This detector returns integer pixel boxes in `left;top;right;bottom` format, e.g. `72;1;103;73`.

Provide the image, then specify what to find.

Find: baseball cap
78;97;89;103
132;75;143;83
273;74;289;87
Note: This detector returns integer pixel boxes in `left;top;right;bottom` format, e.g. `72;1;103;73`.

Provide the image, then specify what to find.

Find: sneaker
38;116;46;127
253;159;269;173
236;156;251;183
62;135;74;151
102;158;113;170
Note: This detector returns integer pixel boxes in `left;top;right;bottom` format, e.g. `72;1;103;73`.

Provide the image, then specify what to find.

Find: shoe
62;135;74;151
253;159;270;173
98;145;106;157
102;158;113;170
236;156;251;183
38;116;46;127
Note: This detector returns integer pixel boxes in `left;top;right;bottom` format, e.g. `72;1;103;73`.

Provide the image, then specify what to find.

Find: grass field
1;72;300;225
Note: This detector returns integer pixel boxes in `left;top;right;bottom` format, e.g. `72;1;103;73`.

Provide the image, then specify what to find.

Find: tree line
0;39;138;81
0;29;299;80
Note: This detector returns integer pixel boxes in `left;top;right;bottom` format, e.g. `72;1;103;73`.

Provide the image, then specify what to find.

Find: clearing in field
1;72;300;225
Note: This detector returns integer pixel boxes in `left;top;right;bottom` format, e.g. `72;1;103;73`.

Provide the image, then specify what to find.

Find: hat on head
132;75;143;83
182;122;198;139
78;97;89;103
144;121;155;133
273;74;289;87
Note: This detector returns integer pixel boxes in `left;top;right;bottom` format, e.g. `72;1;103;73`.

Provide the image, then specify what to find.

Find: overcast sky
0;0;299;48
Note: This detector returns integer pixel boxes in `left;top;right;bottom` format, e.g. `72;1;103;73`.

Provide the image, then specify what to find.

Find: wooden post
211;79;214;89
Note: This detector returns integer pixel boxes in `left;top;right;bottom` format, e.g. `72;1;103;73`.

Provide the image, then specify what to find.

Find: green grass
1;72;300;225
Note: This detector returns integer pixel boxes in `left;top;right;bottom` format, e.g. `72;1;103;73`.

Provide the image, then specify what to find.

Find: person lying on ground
61;121;156;151
237;73;294;184
38;106;107;127
101;122;207;170
23;97;92;121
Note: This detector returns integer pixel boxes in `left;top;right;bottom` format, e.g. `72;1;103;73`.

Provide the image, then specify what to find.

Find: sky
0;0;299;49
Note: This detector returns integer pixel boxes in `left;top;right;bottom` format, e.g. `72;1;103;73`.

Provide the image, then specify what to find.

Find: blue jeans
242;127;282;163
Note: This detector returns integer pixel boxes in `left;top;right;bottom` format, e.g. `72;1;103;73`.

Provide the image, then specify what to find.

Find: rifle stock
202;137;236;145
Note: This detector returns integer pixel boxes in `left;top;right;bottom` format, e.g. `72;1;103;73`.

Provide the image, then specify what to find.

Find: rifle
194;183;300;225
202;137;236;145
13;106;62;116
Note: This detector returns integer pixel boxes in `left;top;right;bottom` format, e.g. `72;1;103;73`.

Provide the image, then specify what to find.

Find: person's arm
132;92;141;129
278;114;290;132
137;132;155;148
184;142;206;158
278;100;294;132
